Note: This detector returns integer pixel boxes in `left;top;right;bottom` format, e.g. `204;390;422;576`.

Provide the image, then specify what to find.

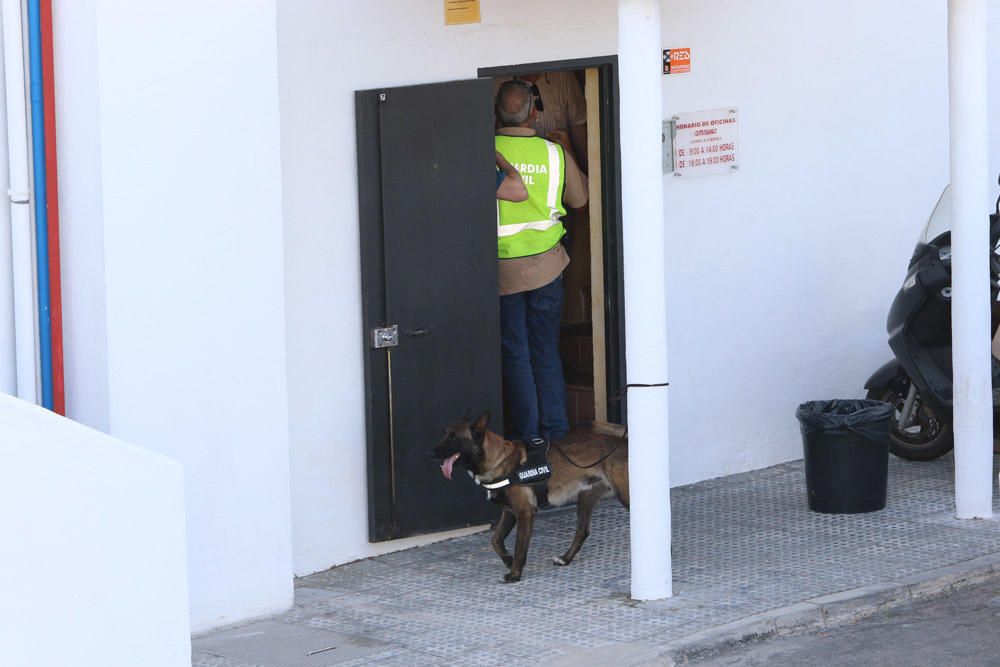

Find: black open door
356;79;501;541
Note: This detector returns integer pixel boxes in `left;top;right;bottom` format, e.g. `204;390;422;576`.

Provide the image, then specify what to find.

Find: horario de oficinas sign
671;108;740;178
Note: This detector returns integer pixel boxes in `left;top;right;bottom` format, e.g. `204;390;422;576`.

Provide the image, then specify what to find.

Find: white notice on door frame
672;108;739;178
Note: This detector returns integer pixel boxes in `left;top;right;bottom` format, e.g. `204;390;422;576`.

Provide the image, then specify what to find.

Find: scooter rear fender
865;359;905;392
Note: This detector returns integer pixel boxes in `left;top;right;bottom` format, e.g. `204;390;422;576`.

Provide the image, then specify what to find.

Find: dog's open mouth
440;453;460;480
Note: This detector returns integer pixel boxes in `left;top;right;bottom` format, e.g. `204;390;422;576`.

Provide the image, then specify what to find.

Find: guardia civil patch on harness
513;439;552;484
479;439;552;490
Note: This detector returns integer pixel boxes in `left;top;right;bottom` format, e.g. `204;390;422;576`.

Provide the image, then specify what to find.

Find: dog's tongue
441;453;460;480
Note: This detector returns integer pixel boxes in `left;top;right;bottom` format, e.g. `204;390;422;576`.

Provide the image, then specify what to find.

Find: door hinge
372;325;398;349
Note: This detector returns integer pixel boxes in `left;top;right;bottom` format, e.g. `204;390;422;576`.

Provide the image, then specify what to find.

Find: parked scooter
864;179;1000;460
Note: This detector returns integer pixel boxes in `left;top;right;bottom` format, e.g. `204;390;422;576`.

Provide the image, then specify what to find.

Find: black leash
601;382;670;444
549;439;623;469
608;382;669;403
539;383;671;470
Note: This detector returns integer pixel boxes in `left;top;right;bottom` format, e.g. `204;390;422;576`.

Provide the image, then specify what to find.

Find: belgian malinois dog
430;412;629;582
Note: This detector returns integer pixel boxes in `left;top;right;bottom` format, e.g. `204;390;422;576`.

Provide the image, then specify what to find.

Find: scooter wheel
866;387;954;461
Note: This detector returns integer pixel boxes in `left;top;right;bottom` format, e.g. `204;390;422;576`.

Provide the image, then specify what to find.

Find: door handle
404;327;432;337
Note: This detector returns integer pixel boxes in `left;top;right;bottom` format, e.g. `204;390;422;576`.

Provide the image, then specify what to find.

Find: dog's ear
472;411;490;433
470;411;489;444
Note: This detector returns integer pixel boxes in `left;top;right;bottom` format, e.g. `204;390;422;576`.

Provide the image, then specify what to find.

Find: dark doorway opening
480;57;627;434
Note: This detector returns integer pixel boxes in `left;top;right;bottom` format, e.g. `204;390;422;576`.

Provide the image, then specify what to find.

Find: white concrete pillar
949;0;993;519
619;0;672;600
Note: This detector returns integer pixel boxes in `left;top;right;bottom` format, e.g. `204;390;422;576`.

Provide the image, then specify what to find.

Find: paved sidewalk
193;455;1000;666
692;578;1000;666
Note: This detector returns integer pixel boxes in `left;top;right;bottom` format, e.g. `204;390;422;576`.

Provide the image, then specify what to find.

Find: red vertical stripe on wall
40;0;64;415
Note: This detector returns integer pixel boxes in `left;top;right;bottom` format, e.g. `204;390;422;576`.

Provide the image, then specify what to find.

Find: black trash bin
795;400;893;514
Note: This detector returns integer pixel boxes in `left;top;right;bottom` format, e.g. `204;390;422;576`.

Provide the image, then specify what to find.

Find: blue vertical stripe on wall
27;0;52;409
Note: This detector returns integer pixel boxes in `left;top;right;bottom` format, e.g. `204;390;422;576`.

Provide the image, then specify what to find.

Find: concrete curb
656;550;1000;665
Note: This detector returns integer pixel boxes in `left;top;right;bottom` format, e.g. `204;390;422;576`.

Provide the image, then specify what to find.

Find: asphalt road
691;581;1000;667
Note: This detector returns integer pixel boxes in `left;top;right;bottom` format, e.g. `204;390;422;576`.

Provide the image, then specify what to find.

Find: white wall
990;0;1000;206
661;0;951;484
54;0;109;432
0;4;14;397
279;0;978;574
0;3;14;397
277;0;618;575
56;0;292;633
0;393;189;667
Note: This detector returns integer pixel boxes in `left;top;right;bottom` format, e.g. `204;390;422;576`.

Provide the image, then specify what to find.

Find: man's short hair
495;81;533;126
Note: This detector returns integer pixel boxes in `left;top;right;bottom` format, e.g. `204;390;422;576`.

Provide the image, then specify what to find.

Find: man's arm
545;129;579;167
545;131;588;209
561;72;589;173
570;124;588;174
496;151;528;202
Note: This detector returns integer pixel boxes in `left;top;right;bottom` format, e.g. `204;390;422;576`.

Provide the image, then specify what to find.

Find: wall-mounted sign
663;48;691;75
672;108;739;178
444;0;481;25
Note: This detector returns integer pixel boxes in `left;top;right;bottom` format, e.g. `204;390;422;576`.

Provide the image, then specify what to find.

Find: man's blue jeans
499;276;569;442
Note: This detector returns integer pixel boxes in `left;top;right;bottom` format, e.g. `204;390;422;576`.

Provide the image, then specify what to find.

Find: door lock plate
372;325;399;349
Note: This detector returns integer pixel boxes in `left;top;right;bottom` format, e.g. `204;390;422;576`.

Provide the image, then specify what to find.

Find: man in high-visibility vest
495;80;588;443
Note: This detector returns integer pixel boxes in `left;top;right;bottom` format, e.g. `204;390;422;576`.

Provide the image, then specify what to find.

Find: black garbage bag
795;400;893;514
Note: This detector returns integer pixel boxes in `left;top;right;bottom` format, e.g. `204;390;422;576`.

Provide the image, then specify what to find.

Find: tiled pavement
193;455;1000;666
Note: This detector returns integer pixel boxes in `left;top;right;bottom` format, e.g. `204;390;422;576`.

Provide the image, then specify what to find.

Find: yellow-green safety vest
495;135;567;259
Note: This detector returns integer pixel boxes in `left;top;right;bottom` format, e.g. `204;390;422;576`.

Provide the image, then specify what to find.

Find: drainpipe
39;0;62;414
619;0;672;600
2;0;37;403
948;0;993;519
0;12;12;395
26;0;52;410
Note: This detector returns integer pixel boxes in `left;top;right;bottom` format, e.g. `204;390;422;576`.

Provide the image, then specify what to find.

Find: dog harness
477;439;552;507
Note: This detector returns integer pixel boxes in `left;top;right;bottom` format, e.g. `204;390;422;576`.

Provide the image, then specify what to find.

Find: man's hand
496;151;518;177
496;150;528;203
545;129;571;151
